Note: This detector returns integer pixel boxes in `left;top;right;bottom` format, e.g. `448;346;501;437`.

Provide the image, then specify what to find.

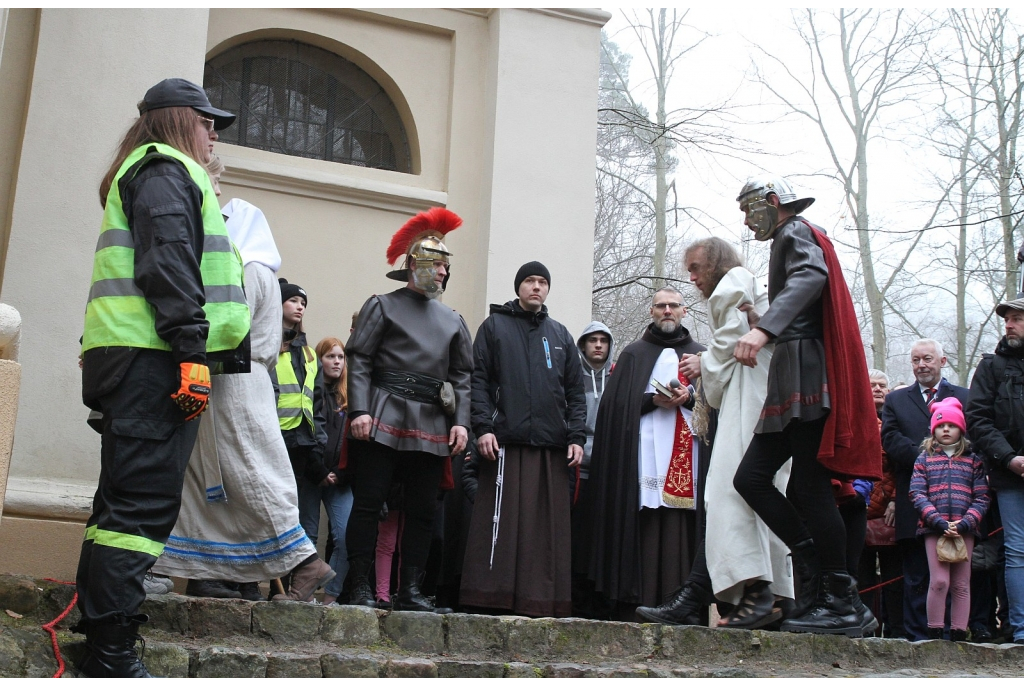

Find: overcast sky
601;8;1009;378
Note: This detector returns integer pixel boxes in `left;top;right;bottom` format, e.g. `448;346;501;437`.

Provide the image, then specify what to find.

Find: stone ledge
5;573;1024;678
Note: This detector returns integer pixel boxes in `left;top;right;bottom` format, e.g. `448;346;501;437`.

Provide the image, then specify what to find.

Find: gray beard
657;320;680;333
1008;336;1023;349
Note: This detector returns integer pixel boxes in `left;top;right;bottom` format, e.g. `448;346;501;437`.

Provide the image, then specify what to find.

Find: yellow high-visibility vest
277;345;317;431
82;143;249;354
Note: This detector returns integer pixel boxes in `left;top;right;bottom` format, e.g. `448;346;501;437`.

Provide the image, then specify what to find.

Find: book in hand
651;378;675;398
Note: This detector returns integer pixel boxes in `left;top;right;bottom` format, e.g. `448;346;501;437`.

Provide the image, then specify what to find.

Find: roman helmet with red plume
385;207;462;299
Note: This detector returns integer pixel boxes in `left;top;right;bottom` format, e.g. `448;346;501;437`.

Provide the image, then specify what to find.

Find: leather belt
372;369;443;405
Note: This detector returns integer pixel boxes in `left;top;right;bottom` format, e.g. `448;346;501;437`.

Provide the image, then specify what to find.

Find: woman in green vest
75;78;248;678
270;280;332;589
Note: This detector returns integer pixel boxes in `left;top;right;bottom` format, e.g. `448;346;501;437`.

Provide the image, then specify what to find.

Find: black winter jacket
967;338;1024;492
271;331;329;484
471;300;586;449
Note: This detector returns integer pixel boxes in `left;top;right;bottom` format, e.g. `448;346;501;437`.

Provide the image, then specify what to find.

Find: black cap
514;261;551;294
279;278;307;305
138;78;236;131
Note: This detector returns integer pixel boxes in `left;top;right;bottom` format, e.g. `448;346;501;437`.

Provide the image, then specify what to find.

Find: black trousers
76;350;199;625
734;417;847;572
346;440;444;573
839;495;867;578
900;537;932;640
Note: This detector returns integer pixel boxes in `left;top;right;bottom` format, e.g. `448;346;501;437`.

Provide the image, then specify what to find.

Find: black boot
841;575;879;634
950;629;968;642
394;567;452;614
780;572;864;637
926;627;944;640
789;539;822;619
78;616;152;678
635;582;713;625
346;559;377;608
233;582;265;602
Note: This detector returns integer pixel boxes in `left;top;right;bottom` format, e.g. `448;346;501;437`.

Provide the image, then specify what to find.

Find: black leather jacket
757;217;826;343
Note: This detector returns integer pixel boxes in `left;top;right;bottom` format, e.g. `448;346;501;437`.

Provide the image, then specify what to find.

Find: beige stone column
476;9;608;337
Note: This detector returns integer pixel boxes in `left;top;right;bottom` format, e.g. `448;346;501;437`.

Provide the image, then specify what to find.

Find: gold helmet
385;207;462;298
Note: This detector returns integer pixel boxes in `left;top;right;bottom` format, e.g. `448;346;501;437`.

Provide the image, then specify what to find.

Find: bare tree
593;17;756;349
961;10;1024;298
752;9;932;371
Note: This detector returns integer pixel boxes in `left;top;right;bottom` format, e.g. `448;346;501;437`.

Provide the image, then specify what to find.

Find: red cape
806;222;882;481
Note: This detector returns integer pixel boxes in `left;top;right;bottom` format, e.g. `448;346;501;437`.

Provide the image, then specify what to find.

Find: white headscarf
222;198;282;272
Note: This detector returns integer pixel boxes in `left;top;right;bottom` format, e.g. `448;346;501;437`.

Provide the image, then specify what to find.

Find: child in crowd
909;397;989;641
314;337;355;604
375;485;405;609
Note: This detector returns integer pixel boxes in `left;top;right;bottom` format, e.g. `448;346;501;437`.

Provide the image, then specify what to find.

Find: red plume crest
386;207;463;265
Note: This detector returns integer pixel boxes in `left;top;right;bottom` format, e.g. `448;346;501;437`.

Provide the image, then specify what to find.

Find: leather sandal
717;580;781;630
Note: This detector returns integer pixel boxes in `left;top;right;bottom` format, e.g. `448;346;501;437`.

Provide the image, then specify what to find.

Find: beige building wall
0;8;607;578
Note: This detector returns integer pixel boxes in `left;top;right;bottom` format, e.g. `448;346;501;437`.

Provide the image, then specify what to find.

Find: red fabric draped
807;223;882;481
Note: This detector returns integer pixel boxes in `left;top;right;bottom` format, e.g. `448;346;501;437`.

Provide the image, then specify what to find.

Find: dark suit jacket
880;378;970;540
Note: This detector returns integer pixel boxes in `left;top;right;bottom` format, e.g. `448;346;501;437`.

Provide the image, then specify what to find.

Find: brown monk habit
580;323;716;612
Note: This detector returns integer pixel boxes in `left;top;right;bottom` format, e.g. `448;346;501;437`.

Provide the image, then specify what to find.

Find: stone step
3;573;1024;677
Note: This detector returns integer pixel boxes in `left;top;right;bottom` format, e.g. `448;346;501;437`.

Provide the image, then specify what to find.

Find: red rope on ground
40;579;77;678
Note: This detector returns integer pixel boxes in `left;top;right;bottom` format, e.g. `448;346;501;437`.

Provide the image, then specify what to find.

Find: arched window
204;40;412;173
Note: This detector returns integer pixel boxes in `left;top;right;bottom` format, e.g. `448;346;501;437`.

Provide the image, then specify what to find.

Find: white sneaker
144;571;170;595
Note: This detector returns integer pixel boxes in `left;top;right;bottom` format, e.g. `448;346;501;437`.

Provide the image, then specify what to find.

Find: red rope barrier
40;579;77;678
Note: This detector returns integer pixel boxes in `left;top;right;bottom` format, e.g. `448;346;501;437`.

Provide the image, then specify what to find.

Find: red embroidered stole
662;370;695;508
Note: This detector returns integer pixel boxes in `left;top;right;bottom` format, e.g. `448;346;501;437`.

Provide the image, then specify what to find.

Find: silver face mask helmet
385;207;462;299
736;176;815;241
386;233;453;300
408;235;452;300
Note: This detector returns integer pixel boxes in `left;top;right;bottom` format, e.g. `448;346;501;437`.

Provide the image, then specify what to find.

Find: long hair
315;337;348;411
99;106;208;207
920;432;969;459
684;237;743;298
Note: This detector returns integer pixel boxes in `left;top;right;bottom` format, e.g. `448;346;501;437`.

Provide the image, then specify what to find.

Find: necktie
925;387;937;406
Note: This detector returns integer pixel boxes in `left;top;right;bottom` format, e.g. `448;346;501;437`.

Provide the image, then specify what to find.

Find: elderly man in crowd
583;286;709;619
881;339;969;640
966;295;1024;646
637;237;792;628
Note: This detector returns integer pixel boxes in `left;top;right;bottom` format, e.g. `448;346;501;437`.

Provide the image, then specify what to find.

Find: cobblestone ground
3;573;1022;678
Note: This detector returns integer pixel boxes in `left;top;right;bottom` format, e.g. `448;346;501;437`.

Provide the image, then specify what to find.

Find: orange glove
171;362;211;420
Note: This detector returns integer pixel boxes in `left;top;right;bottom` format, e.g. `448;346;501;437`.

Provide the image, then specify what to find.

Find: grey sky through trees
596;8;1023;383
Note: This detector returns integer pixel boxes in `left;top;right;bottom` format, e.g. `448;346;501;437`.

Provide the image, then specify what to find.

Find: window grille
204;40;412;173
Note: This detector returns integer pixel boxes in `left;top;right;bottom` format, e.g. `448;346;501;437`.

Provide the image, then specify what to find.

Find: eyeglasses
652;302;683;311
196;114;215;132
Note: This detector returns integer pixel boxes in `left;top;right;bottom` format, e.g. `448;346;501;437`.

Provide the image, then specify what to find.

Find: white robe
153;220;315;580
702;266;794;604
638;348;699;510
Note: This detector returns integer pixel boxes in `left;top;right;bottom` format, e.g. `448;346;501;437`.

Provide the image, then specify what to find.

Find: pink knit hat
930;397;966;434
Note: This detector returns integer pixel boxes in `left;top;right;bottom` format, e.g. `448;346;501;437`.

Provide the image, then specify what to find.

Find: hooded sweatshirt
576;321;614;479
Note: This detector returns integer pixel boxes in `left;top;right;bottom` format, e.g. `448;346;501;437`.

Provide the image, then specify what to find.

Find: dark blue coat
880;378;970;540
